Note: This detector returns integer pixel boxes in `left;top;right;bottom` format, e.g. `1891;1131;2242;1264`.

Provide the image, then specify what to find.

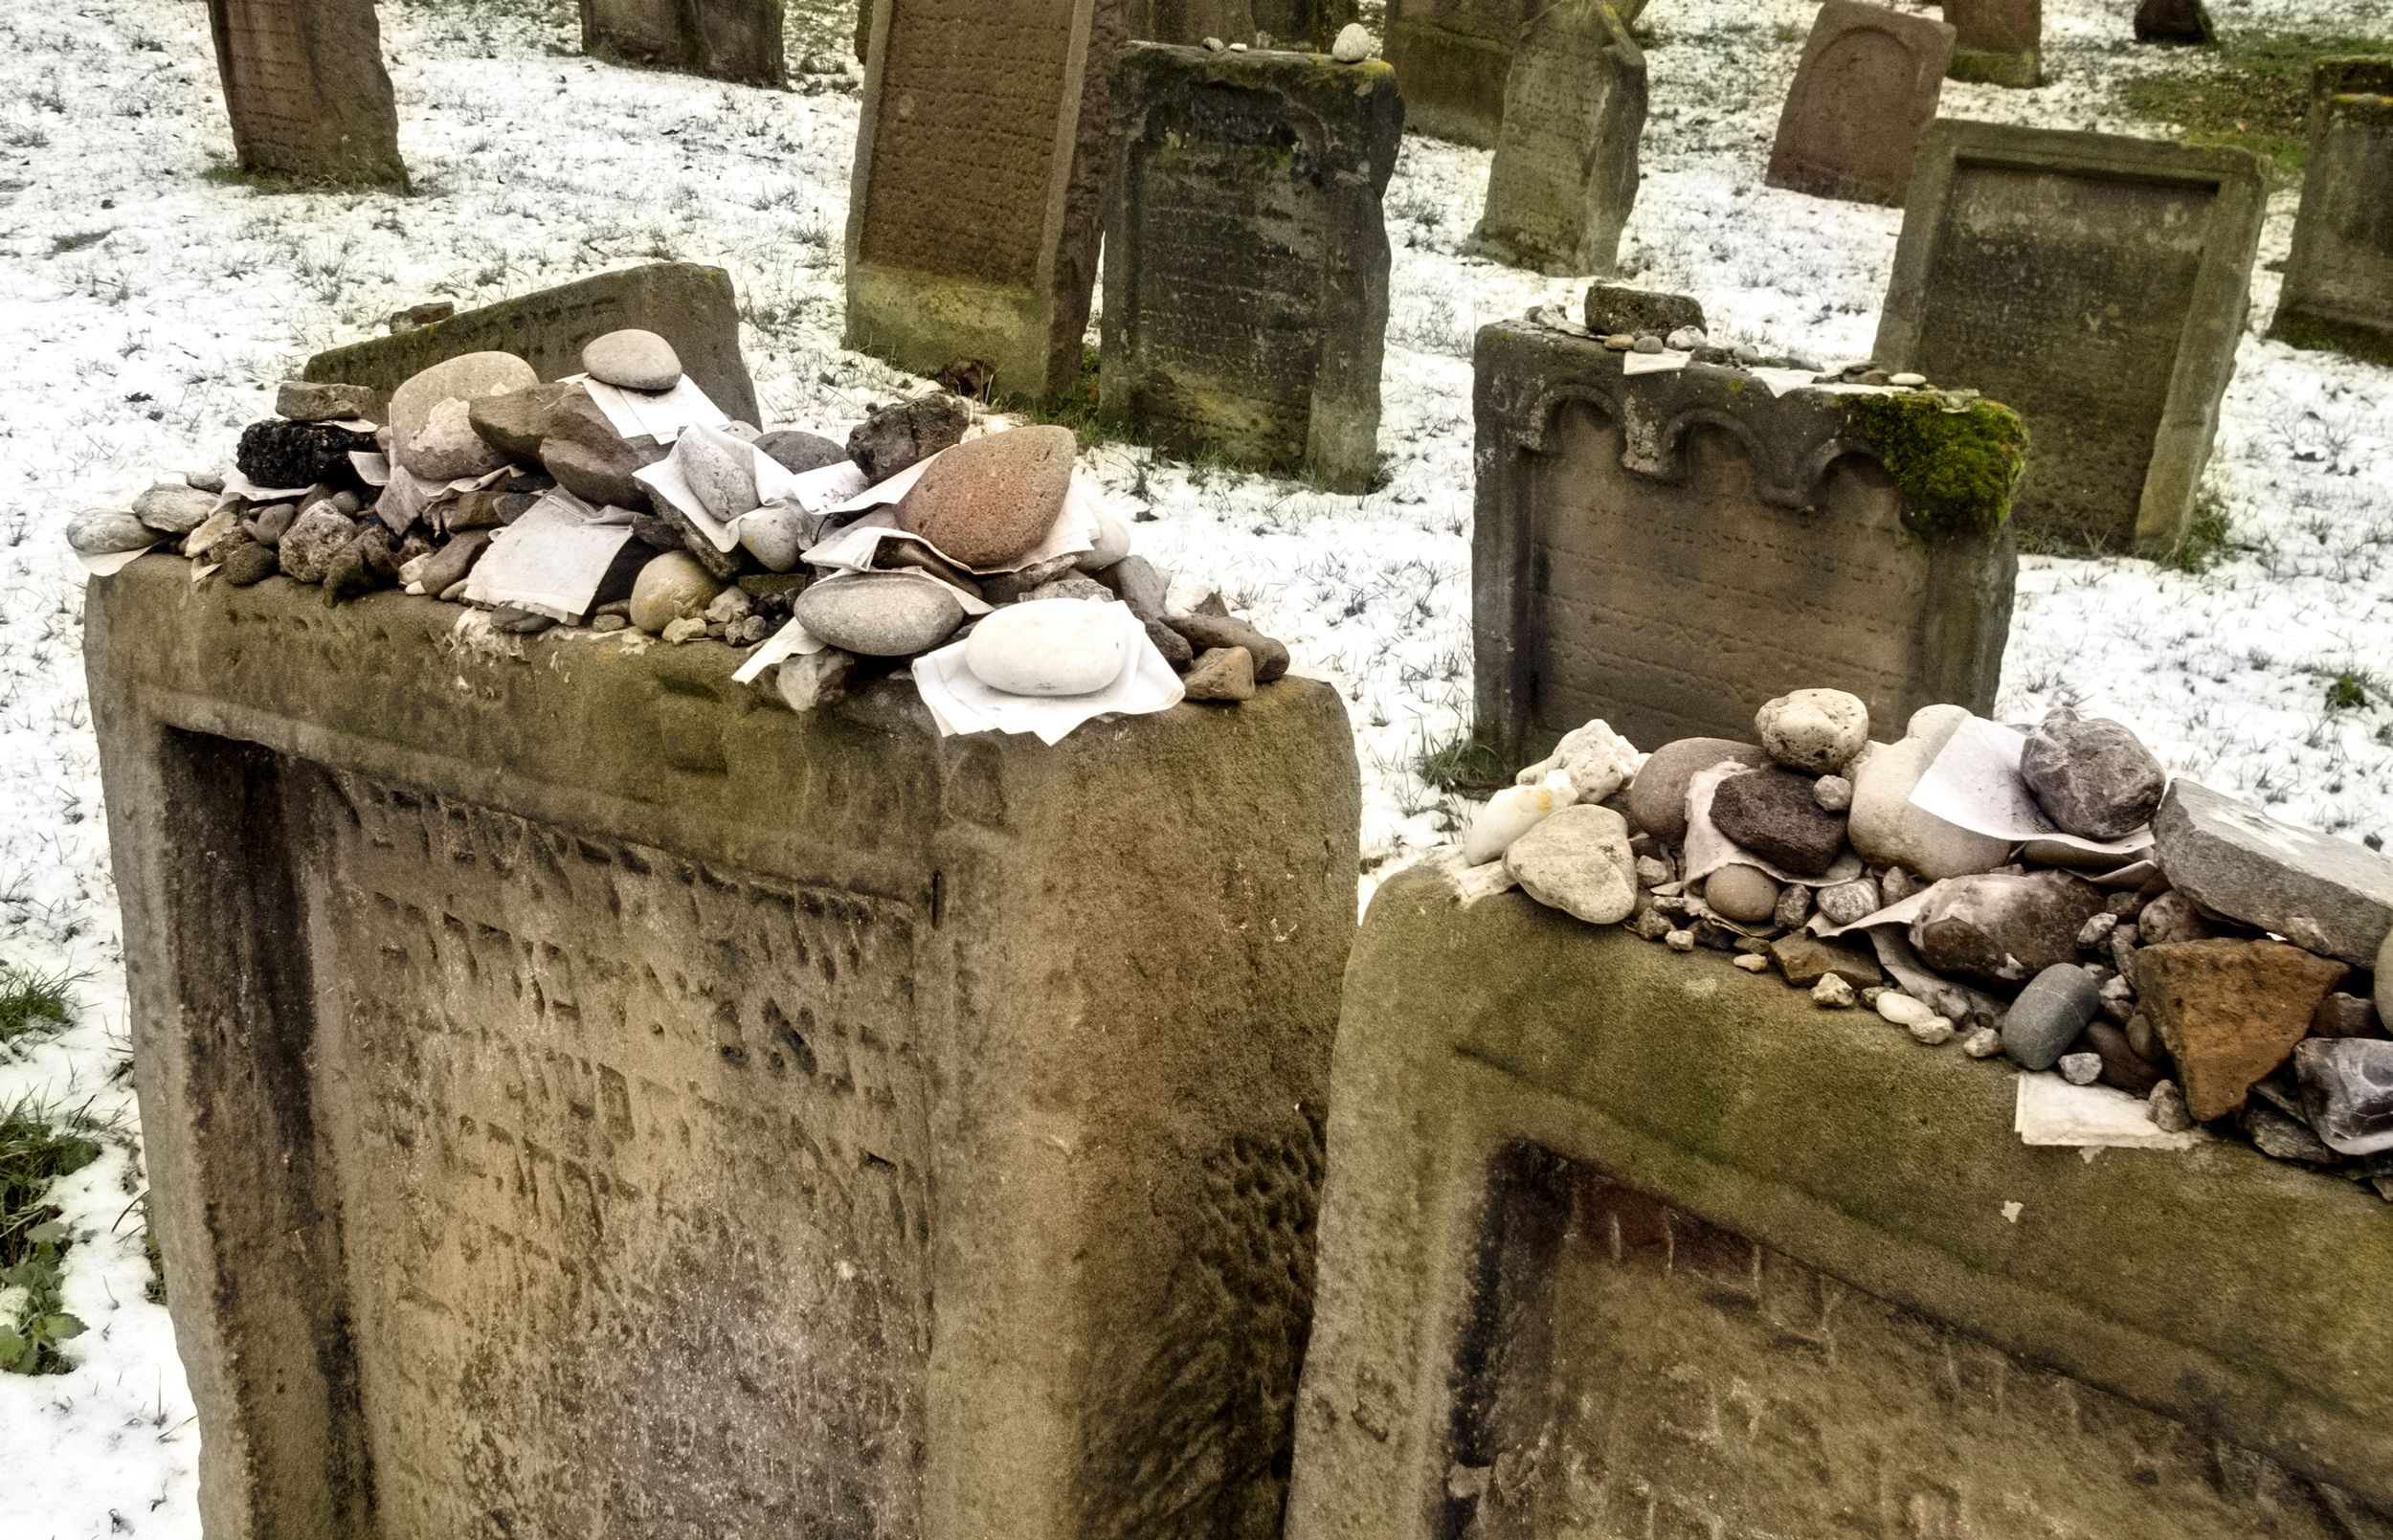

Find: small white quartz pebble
1812;974;1856;1008
1909;1017;1956;1046
2059;1052;2103;1085
1960;1026;2003;1059
1665;929;1696;952
1462;772;1577;865
1331;21;1373;61
1890;371;1927;387
1733;952;1771;973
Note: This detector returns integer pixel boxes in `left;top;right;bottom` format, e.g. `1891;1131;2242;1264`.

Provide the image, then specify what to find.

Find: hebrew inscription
207;0;408;188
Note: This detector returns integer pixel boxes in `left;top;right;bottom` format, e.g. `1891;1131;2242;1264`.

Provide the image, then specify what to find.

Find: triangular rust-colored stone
2135;939;2349;1122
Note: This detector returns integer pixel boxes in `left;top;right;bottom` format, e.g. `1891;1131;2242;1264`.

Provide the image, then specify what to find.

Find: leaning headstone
1099;44;1404;492
1471;307;2020;762
1285;864;2393;1540
845;0;1132;406
580;0;785;84
2134;0;2213;46
1468;1;1647;278
2271;59;2393;366
89;558;1360;1540
206;0;408;189
302;263;761;428
1875;122;2267;555
1944;0;2040;87
1765;0;1956;206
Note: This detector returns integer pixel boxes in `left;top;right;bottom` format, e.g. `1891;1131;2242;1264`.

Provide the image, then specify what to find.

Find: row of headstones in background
1945;0;2040;87
1384;0;1648;147
2272;59;2393;367
1467;0;1646;279
853;0;1356;63
1470;298;2019;761
208;0;408;188
580;0;783;86
1098;47;1404;493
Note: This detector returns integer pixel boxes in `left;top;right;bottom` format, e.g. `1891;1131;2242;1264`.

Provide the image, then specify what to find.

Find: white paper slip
77;543;158;577
1910;716;2151;859
1751;368;1822;398
638;438;871;555
349;450;391;487
572;373;727;446
2016;1075;2197;1150
220;469;314;502
1621;348;1690;376
461;489;637;622
910;602;1182;746
731;615;828;684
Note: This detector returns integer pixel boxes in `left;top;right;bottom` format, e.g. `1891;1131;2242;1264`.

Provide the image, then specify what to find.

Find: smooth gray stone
2001;963;2100;1071
792;572;965;658
2154;780;2393;967
2295;1038;2393;1155
582;328;683;392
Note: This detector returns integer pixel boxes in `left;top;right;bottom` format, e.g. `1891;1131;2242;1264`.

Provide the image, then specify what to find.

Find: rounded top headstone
583;329;683;393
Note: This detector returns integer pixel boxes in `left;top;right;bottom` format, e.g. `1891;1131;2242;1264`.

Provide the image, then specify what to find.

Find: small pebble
1632;335;1665;354
1890;371;1927;387
1773;883;1814;930
1812;974;1856;1009
1600;333;1635;350
591;614;629;634
1666;326;1706;350
1634;855;1673;888
1733;343;1763;364
1330;21;1373;61
1665;929;1696;952
2150;1080;2193;1132
661;616;708;643
1875;992;1938;1029
1202;34;1225;49
2058;1052;2102;1086
1812;774;1852;813
2077;911;2119;949
1733;953;1771;973
1961;1026;2003;1059
1909;1018;1956;1046
1881;867;1919;904
1630;907;1674;941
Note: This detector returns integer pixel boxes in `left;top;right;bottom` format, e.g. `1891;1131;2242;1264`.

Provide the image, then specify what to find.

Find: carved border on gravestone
302;262;760;428
1874;121;2267;556
2270;58;2393;366
1470;312;2018;765
1764;0;1956;207
845;0;1133;406
1098;44;1404;493
1282;866;2393;1540
207;0;409;190
1467;0;1647;278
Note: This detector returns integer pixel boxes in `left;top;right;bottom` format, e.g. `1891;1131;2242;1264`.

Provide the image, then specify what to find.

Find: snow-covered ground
1;0;2387;1530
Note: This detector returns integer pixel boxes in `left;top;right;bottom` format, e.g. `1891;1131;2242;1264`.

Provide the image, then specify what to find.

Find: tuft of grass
1416;728;1511;798
2160;492;2238;573
0;962;74;1046
0;1099;101;1375
2116;32;2393;179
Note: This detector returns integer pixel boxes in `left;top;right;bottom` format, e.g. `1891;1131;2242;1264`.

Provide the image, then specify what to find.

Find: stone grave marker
1468;0;1647;278
88;557;1360;1540
580;0;785;85
1765;0;1956;206
1471;308;2019;763
1945;0;2040;87
1381;0;1539;146
1285;865;2393;1540
2135;0;2213;46
846;0;1133;406
1875;122;2268;555
1129;0;1255;44
206;0;408;189
1099;44;1404;492
1254;0;1357;49
303;262;761;428
2271;58;2393;366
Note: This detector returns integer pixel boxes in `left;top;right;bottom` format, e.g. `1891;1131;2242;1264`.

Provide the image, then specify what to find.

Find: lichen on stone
1844;392;2028;543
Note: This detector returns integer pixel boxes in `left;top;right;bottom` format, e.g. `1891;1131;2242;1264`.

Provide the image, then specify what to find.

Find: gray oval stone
582;329;682;392
674;424;759;521
2021;708;2166;839
794;572;966;658
2000;964;2101;1071
68;508;158;556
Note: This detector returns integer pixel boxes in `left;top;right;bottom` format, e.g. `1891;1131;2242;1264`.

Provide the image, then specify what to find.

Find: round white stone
1755;687;1869;773
964;598;1128;695
1463;774;1577;865
1331;21;1373;61
582;329;682;392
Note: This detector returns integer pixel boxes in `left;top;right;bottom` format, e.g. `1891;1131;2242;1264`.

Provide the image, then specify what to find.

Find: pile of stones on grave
66;331;1289;721
1579;283;1936;387
1459;689;2393;1195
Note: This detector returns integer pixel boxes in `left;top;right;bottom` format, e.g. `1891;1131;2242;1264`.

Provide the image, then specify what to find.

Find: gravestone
581;0;785;85
1381;0;1539;146
1254;0;1357;49
1129;0;1252;44
88;558;1360;1540
1285;866;2393;1540
2135;0;2212;46
1471;309;2020;764
846;0;1133;406
1875;122;2268;555
1099;45;1404;492
1766;0;1955;206
302;263;761;429
1468;0;1647;278
1945;0;2040;87
206;0;408;189
2271;59;2393;366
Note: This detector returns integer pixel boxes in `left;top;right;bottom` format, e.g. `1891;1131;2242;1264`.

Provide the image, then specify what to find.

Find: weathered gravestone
302;262;761;428
1471;308;2020;764
2271;59;2393;366
2135;0;2213;47
1944;0;2040;87
1875;122;2267;555
1285;867;2393;1540
89;558;1359;1540
581;0;786;86
206;0;408;189
1766;0;1956;206
1129;0;1256;44
1467;0;1647;278
1384;0;1648;147
846;0;1133;406
1099;45;1404;492
1254;0;1357;49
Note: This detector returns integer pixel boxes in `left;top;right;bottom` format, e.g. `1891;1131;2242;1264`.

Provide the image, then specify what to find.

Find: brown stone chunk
1161;611;1289;682
1182;646;1257;703
2135;939;2350;1122
1767;932;1883;991
893;426;1075;569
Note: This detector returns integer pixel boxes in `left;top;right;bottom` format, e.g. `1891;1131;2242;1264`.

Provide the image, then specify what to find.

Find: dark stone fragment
2084;1020;2165;1095
1709;768;1849;877
2019;708;2166;839
847;393;971;482
235;418;376;492
1583;282;1705;339
756;429;849;475
323;527;399;604
217;537;281;587
2134;0;2212;44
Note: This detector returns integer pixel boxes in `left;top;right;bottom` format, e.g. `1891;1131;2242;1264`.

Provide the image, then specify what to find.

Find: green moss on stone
1845;393;2028;543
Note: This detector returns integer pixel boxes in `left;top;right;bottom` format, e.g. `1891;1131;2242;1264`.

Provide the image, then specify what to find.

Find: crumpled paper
636;444;868;556
1911;715;2152;861
460;489;637;622
910;601;1182;746
2016;1075;2196;1150
573;373;727;446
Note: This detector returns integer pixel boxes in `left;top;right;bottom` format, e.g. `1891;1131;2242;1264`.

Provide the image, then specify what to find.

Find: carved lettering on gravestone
1765;0;1954;207
1874;123;2267;554
309;770;932;1535
1945;0;2041;87
207;0;408;189
1453;1147;2388;1539
847;0;1130;404
1382;0;1544;146
1099;46;1403;492
2272;60;2393;366
1469;0;1646;278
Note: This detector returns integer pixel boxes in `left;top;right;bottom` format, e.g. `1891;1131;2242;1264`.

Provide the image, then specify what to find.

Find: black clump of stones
235;419;377;493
